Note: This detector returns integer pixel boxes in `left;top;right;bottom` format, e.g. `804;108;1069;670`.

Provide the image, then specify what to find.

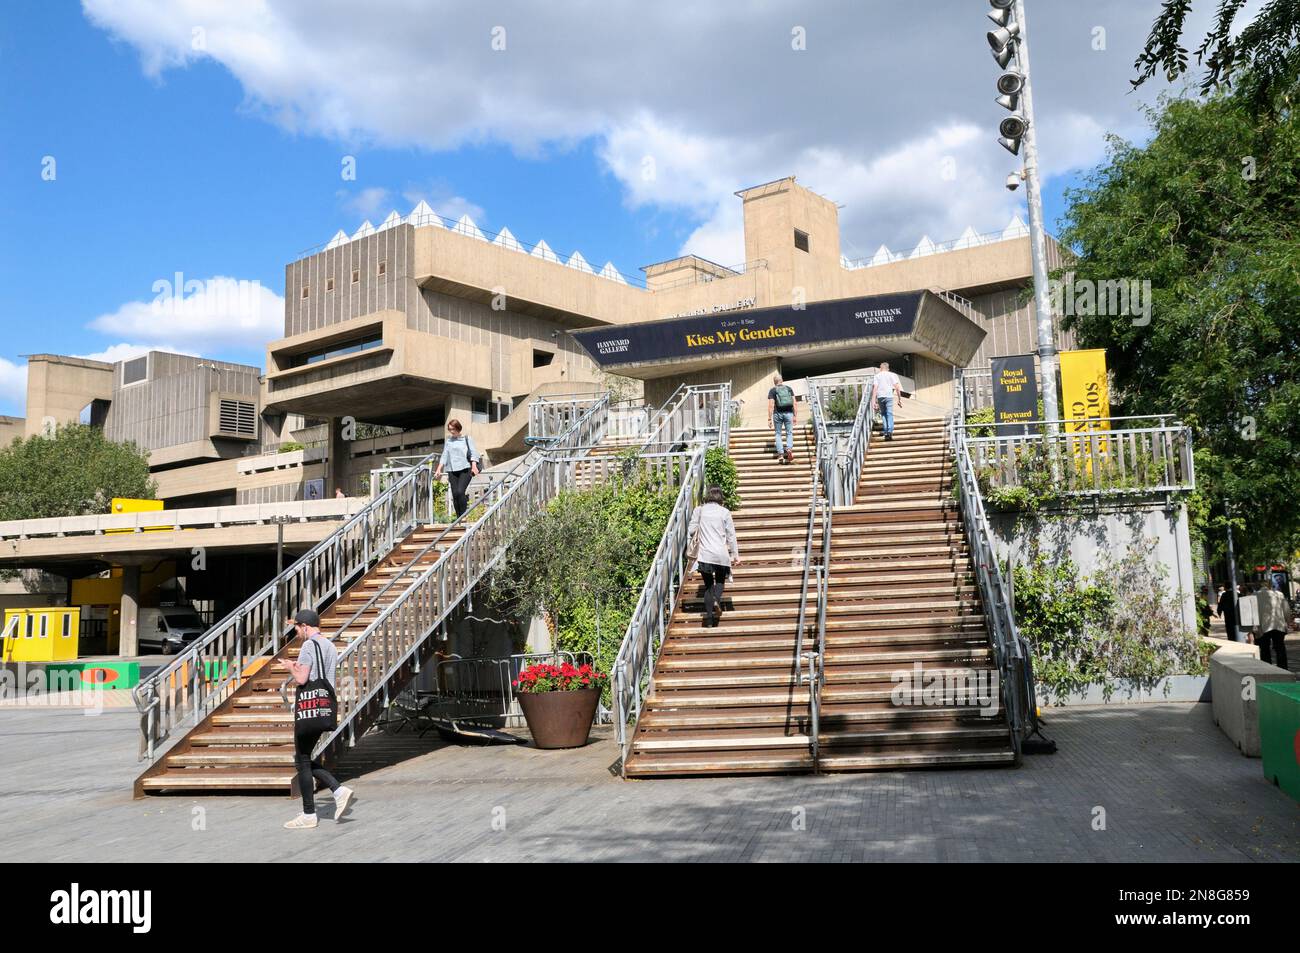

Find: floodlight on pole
987;22;1021;50
987;0;1061;431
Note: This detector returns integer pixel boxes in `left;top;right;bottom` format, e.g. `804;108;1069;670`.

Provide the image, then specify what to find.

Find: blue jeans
877;396;895;435
772;411;794;454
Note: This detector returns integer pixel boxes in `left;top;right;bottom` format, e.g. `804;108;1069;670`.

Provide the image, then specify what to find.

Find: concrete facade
989;500;1198;636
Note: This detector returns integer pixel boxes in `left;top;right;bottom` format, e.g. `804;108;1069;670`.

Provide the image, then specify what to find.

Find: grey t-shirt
299;634;338;685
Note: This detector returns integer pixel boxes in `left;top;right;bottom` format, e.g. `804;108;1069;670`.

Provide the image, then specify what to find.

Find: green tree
0;425;156;522
1133;0;1300;107
484;473;676;687
1055;74;1299;563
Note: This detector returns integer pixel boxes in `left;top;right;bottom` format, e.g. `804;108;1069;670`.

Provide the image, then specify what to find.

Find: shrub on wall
704;446;740;510
485;472;676;696
1013;540;1206;702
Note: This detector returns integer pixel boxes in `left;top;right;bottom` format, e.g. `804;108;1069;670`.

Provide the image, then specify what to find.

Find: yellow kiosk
1;608;81;662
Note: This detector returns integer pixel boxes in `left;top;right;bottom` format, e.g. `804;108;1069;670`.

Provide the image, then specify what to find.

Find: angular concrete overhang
412;224;647;327
569;290;986;380
263;310;465;423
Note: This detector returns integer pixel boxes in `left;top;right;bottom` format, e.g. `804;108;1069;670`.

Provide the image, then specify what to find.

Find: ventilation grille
215;398;257;439
122;356;148;385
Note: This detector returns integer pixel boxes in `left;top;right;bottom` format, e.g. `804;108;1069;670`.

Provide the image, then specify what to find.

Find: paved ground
3;702;1296;862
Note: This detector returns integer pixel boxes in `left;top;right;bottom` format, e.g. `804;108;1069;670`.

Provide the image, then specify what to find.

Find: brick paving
2;702;1296;862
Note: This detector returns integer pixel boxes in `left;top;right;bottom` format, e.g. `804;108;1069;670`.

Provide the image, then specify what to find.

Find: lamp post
988;0;1061;433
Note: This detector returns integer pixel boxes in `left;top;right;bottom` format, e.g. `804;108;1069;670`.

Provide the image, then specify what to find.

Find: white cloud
89;275;283;352
75;342;192;364
0;358;27;415
82;1;1208;257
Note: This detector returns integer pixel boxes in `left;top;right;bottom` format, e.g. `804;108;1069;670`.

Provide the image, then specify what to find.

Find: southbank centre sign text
572;292;923;367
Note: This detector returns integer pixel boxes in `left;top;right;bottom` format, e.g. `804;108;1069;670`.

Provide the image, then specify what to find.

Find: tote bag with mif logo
293;640;337;736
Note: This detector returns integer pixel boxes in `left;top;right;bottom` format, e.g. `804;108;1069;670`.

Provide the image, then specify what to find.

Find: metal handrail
964;422;1195;495
331;445;553;644
132;429;450;760
800;388;837;770
634;383;731;456
131;394;608;763
611;445;710;763
949;377;1037;759
317;397;613;755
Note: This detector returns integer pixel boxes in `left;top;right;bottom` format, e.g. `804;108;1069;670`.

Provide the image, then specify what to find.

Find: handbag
293;639;337;736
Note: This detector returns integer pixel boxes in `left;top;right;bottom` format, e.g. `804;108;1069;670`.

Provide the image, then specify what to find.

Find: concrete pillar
328;416;350;497
119;565;141;657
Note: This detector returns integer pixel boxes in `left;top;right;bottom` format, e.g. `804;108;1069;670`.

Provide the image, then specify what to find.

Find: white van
138;605;208;655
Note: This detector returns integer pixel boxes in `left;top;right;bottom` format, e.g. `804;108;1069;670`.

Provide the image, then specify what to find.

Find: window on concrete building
533;349;555;368
471;397;512;424
326;277;335;292
122;355;148;386
301;286;309;299
351;269;360;284
794;229;810;253
377;260;387;278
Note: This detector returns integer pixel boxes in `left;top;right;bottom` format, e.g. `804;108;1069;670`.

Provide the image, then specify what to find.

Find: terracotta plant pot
516;687;600;749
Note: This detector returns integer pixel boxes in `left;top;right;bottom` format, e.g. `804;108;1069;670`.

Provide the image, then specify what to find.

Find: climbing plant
484;472;677;696
1012;541;1207;703
704;446;741;510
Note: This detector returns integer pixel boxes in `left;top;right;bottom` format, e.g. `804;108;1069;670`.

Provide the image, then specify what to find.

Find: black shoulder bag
293;639;337;736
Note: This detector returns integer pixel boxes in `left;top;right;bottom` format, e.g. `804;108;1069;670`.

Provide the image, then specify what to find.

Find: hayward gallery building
12;175;1072;510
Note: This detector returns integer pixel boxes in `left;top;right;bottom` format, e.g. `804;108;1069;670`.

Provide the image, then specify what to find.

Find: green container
203;659;230;681
44;661;140;691
1259;682;1300;804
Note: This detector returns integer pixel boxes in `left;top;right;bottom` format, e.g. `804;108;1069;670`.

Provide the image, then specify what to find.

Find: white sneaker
284;813;318;830
334;785;354;819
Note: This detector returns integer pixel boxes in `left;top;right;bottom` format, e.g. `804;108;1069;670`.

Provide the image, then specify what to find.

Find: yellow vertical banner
1059;349;1110;432
1059;349;1111;477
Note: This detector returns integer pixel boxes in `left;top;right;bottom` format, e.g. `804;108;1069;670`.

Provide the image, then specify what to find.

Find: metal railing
324;438;693;759
808;373;875;505
132;394;609;762
331;450;549;645
635;383;731;454
963;418;1195;496
800;387;839;771
422;651;583;728
316;398;613;754
611;445;709;763
950;411;1036;760
528;393;610;443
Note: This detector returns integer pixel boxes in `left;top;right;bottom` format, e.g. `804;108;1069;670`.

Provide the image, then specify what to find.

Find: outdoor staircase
623;426;822;776
135;523;468;794
818;417;1015;770
622;417;1016;778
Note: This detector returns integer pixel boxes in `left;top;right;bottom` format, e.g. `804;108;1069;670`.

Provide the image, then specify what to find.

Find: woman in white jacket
688;486;740;627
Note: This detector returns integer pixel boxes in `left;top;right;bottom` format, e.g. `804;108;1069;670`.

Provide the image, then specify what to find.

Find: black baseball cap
294;609;321;628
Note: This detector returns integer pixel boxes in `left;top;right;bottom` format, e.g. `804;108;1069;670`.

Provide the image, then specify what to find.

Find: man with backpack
281;609;355;830
767;374;797;464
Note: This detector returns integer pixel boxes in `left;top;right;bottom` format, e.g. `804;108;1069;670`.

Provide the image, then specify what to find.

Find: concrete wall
23;355;113;437
105;353;261;459
0;416;24;447
988;501;1197;635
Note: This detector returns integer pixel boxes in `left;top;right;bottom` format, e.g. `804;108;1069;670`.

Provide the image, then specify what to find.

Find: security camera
1005;173;1021;192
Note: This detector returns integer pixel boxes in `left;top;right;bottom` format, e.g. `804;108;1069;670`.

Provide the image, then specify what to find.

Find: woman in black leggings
433;418;481;517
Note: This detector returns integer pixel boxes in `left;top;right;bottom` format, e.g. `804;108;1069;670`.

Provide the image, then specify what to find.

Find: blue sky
1;0;1192;418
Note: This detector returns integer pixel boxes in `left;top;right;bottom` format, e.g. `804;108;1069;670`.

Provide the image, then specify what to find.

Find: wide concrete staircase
623;417;1016;777
818;417;1015;769
623;426;822;776
135;522;468;794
